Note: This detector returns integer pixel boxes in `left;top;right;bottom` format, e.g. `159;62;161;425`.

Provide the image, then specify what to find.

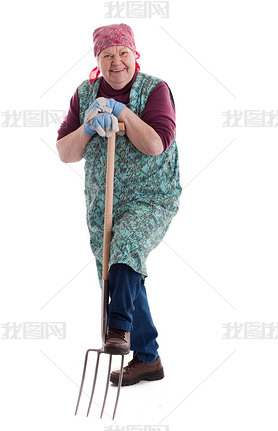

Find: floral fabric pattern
78;72;182;286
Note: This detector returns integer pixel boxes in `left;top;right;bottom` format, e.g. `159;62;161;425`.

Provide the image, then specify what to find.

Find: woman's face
97;46;136;90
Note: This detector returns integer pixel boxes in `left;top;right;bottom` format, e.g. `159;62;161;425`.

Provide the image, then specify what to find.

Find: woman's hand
85;97;126;122
103;98;126;117
84;112;119;137
84;97;126;137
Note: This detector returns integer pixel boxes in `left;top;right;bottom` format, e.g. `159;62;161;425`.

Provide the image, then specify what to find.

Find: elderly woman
56;23;182;386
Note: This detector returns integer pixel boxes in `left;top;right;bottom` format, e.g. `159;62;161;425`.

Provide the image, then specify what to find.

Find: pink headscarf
89;23;140;82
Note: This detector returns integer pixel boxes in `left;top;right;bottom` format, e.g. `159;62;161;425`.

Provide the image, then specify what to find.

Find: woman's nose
112;54;122;64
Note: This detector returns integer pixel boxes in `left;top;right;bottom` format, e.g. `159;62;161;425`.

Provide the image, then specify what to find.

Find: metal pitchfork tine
75;123;126;420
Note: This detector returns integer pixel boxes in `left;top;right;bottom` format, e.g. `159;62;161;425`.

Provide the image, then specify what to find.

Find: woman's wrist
117;106;129;123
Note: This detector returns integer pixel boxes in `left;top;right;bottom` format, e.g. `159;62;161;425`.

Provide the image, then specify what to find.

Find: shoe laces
125;356;142;371
107;328;127;341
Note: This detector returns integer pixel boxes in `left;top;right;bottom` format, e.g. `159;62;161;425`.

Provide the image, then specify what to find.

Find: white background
1;1;278;430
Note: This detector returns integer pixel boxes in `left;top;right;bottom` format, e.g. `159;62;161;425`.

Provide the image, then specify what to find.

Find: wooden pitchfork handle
101;122;125;344
75;123;126;421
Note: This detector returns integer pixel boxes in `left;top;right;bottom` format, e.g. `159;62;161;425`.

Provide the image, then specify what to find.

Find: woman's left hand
104;98;126;117
85;97;126;124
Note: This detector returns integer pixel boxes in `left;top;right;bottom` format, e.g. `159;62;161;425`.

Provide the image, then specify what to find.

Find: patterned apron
78;72;182;286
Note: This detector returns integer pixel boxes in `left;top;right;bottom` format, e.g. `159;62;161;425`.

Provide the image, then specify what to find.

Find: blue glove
84;112;119;138
84;97;125;125
104;98;126;118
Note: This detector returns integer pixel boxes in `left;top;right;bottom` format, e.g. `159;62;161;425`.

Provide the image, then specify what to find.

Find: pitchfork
75;122;126;420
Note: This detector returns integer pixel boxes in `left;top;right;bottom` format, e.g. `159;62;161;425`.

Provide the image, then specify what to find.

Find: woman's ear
96;55;101;71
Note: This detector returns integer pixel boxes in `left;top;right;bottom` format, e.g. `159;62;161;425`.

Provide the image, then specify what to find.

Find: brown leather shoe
110;356;164;386
103;327;130;355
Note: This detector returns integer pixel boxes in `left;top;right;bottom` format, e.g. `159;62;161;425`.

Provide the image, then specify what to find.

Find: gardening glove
104;98;126;136
84;97;126;122
84;97;112;124
84;112;119;138
103;98;126;118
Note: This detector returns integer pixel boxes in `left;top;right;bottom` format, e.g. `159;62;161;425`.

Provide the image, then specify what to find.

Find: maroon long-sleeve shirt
57;70;176;152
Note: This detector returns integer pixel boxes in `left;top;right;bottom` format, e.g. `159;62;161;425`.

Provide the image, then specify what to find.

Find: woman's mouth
110;68;126;73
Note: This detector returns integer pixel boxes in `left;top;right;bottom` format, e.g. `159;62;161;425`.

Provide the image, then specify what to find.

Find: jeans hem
135;351;159;363
108;320;132;332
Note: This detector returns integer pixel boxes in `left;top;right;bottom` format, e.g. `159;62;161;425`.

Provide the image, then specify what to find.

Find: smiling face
97;46;136;90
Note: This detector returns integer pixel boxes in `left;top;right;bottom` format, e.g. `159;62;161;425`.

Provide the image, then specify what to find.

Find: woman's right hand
84;112;119;138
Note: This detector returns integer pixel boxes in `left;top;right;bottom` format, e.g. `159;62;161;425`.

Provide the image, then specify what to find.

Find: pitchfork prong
112;354;125;420
100;354;113;418
86;351;101;417
75;348;94;416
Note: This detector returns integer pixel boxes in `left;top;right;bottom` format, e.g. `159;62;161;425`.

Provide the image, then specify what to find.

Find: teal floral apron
78;72;182;286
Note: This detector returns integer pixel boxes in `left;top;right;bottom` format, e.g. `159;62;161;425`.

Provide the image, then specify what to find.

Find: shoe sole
110;367;165;386
103;346;130;355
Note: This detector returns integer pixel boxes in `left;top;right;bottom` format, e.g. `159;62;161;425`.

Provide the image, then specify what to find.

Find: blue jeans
107;263;159;363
